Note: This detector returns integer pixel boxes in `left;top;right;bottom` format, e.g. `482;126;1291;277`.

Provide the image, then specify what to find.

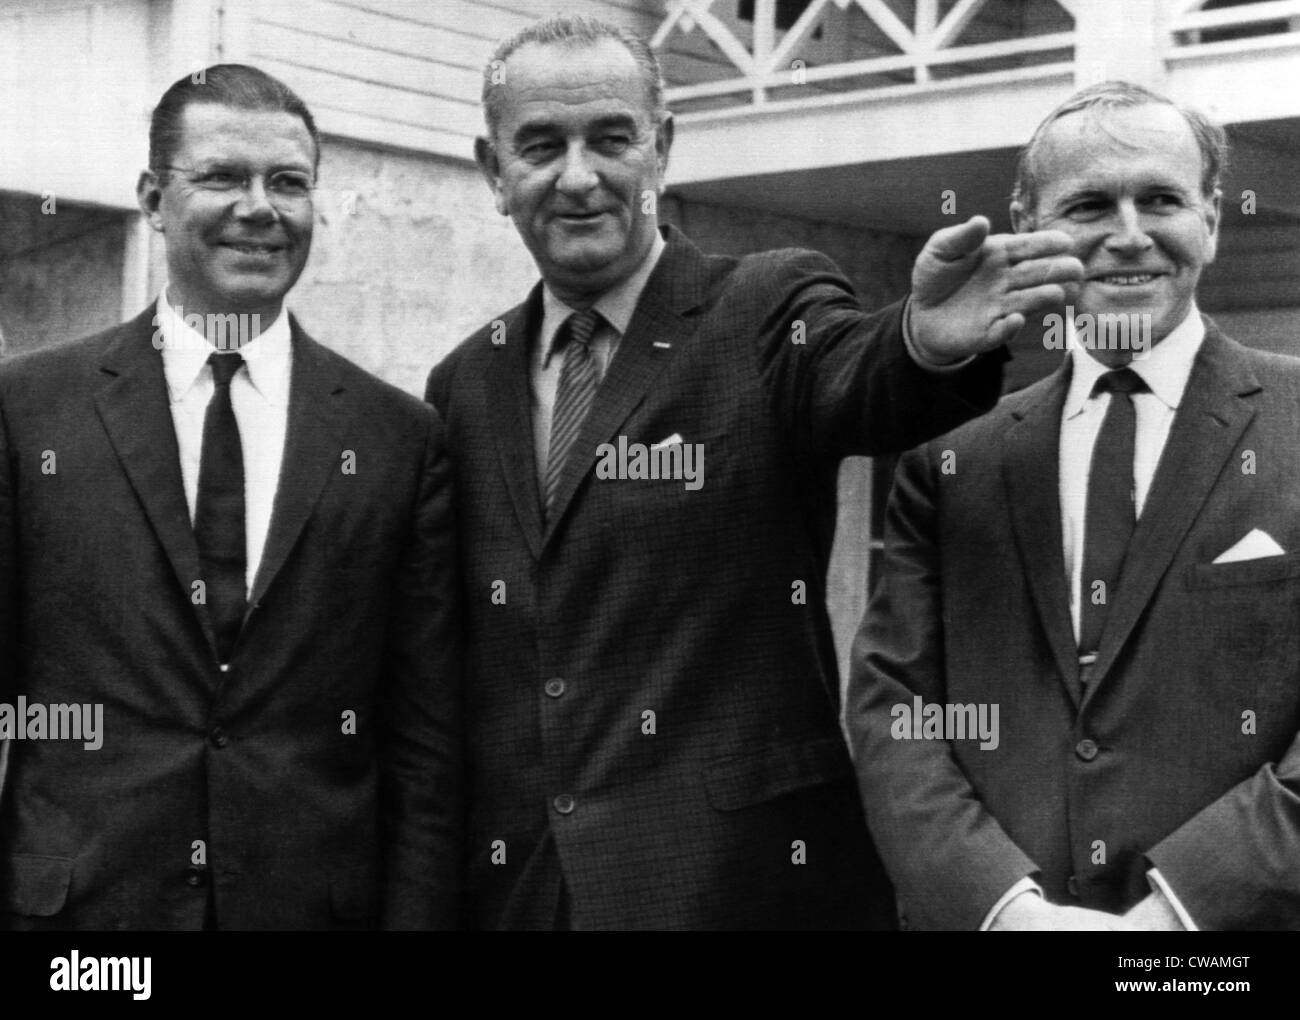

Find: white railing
1170;0;1300;46
652;0;1077;112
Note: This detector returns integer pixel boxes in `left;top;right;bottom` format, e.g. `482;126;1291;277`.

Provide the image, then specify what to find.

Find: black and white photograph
0;0;1294;999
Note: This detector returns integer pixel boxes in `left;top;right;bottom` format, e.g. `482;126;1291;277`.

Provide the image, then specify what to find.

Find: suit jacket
0;306;462;930
848;320;1300;930
425;226;1004;929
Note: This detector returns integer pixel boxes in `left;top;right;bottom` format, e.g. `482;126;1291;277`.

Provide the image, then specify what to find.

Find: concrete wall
270;138;538;396
0;193;126;357
663;193;923;691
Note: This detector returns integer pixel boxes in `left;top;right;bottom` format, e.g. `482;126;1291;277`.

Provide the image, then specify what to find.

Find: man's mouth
220;242;285;255
1091;272;1162;286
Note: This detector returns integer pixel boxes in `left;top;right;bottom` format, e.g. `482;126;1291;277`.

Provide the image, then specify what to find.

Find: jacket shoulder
294;330;436;426
0;320;135;392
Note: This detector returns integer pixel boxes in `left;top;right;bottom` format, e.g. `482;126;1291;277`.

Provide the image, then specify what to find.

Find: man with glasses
0;65;462;929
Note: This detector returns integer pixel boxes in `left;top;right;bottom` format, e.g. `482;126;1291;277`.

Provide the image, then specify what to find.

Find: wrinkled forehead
1046;103;1197;155
496;39;655;130
176;103;318;168
1033;104;1205;193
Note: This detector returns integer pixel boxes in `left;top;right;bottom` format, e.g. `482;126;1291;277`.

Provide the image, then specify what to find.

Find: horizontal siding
258;2;487;71
0;0;154;209
252;21;482;105
244;0;665;160
254;57;483;142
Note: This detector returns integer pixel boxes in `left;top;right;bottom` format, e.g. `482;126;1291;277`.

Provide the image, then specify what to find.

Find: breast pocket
1185;551;1300;703
591;430;726;517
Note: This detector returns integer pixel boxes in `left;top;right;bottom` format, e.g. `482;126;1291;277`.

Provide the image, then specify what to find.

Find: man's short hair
149;64;321;175
481;15;666;141
1011;81;1227;215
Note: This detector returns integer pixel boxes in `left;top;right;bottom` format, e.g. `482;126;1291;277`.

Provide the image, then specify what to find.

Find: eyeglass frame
159;164;317;206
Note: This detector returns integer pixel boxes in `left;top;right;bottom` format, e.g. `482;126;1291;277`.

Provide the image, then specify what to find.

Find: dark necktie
1079;367;1149;657
195;352;246;664
545;309;601;514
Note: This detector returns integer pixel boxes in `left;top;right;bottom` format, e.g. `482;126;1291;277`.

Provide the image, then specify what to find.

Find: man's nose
555;141;598;194
233;175;277;219
1104;200;1153;254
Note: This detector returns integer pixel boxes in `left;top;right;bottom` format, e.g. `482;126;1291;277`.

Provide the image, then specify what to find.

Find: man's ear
474;136;509;217
1009;199;1033;234
655;114;674;190
1203;187;1222;264
136;170;165;231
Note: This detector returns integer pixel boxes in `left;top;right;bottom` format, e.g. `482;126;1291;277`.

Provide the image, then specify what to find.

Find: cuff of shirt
902;295;977;372
1146;868;1198;931
980;876;1042;931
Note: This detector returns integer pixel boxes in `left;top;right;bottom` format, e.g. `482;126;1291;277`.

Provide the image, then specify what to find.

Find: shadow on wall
0;191;126;358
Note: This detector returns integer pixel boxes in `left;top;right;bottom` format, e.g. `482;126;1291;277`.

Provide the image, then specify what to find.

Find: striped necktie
544;309;601;515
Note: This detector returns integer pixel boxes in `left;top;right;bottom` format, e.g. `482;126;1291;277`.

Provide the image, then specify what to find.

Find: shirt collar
1064;305;1206;420
539;230;668;367
157;287;293;405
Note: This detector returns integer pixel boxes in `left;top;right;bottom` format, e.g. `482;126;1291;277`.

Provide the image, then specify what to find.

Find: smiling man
426;15;1085;930
849;81;1300;930
0;65;462;929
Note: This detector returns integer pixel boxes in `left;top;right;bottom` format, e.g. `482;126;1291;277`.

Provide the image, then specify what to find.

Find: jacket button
209;727;228;748
1067;875;1081;898
553;794;575;815
1075;738;1099;761
185;865;207;887
544;678;566;698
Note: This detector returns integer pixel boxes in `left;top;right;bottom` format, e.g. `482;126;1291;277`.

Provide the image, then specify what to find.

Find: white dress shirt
531;231;667;482
156;289;292;596
1059;307;1205;641
982;305;1206;931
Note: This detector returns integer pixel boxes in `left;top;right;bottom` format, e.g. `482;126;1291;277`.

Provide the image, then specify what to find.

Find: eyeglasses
162;165;316;207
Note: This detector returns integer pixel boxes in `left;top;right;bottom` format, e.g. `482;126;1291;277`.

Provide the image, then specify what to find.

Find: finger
997;228;1077;262
1006;255;1084;291
1004;282;1073;316
922;215;991;263
985;312;1026;348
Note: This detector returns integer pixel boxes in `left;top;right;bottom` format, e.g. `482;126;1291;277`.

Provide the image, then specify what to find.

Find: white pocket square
1213;528;1286;564
650;433;683;450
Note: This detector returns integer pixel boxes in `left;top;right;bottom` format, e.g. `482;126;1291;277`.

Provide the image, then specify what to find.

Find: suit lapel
543;232;707;544
247;322;351;607
1002;360;1081;704
1085;325;1260;695
487;291;547;559
94;308;214;650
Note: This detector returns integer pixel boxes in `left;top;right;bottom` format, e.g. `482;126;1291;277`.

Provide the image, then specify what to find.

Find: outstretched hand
910;215;1082;362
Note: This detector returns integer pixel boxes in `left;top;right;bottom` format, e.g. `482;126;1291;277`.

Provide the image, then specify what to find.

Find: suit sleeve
1146;730;1300;929
0;382;16;802
0;380;16;695
377;405;464;929
845;444;1038;929
753;250;1006;463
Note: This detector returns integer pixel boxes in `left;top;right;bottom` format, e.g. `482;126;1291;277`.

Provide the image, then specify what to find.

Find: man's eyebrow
509;120;560;146
586;114;639;132
1050;186;1109;206
510;113;641;145
189;157;314;173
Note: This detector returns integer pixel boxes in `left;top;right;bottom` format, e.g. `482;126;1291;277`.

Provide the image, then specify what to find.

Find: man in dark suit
0;65;461;929
426;15;1081;929
849;81;1300;930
